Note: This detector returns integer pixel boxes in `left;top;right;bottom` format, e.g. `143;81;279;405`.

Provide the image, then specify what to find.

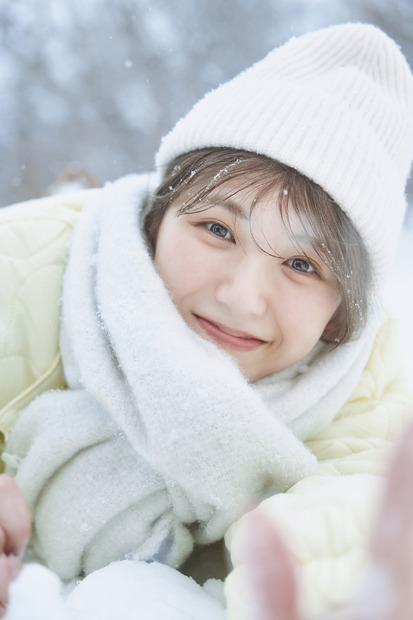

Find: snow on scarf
5;175;377;580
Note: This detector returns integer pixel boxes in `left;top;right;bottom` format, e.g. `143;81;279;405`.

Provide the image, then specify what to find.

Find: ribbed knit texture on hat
155;24;413;285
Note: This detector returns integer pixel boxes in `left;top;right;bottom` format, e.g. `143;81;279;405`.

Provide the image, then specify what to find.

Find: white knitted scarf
64;171;379;496
66;174;377;432
7;174;379;580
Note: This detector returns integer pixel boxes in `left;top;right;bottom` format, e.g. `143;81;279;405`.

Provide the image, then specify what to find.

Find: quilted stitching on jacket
0;193;89;437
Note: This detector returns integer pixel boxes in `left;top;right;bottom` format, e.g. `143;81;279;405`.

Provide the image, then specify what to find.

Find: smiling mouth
194;315;266;351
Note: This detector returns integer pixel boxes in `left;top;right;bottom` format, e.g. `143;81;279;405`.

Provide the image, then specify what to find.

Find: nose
215;256;269;317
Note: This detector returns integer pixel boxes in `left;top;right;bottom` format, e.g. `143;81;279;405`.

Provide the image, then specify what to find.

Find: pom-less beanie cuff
155;23;413;286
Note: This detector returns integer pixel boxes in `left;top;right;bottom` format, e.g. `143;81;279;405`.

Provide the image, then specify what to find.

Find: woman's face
154;178;340;382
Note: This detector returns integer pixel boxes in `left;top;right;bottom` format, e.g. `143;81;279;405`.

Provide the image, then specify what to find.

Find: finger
362;424;413;620
245;511;300;620
0;476;31;557
0;529;5;556
372;423;413;565
0;555;12;618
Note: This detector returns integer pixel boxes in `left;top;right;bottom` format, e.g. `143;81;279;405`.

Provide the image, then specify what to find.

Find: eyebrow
214;201;321;248
206;197;249;220
202;195;324;253
290;234;323;251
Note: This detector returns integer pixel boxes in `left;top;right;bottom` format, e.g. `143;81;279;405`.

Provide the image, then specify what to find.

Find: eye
286;257;316;273
206;222;233;241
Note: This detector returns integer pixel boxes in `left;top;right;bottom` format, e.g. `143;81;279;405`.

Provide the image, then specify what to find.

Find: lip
194;315;266;351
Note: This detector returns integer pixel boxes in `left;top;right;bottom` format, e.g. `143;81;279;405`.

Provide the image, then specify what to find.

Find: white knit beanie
155;23;413;285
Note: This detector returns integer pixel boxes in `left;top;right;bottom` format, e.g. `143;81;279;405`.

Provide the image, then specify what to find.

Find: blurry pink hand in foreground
245;423;413;620
0;475;31;617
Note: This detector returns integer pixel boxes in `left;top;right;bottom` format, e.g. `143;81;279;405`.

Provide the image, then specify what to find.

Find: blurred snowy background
1;0;412;383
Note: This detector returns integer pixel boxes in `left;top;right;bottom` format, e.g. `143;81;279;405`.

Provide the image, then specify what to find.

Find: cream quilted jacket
1;191;412;616
0;191;88;446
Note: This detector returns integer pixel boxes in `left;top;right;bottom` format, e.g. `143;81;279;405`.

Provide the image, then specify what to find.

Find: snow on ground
383;215;413;389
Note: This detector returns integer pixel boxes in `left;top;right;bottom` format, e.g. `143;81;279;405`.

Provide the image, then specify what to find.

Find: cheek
155;228;207;301
311;292;341;340
155;242;187;295
154;215;185;285
278;287;339;341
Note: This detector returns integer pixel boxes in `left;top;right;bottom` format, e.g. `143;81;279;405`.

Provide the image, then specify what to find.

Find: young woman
0;21;412;618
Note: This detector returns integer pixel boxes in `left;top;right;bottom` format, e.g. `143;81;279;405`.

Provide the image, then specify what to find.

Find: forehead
177;169;276;211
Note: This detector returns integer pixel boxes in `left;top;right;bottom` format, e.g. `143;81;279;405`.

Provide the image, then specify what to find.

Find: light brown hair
145;148;372;350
